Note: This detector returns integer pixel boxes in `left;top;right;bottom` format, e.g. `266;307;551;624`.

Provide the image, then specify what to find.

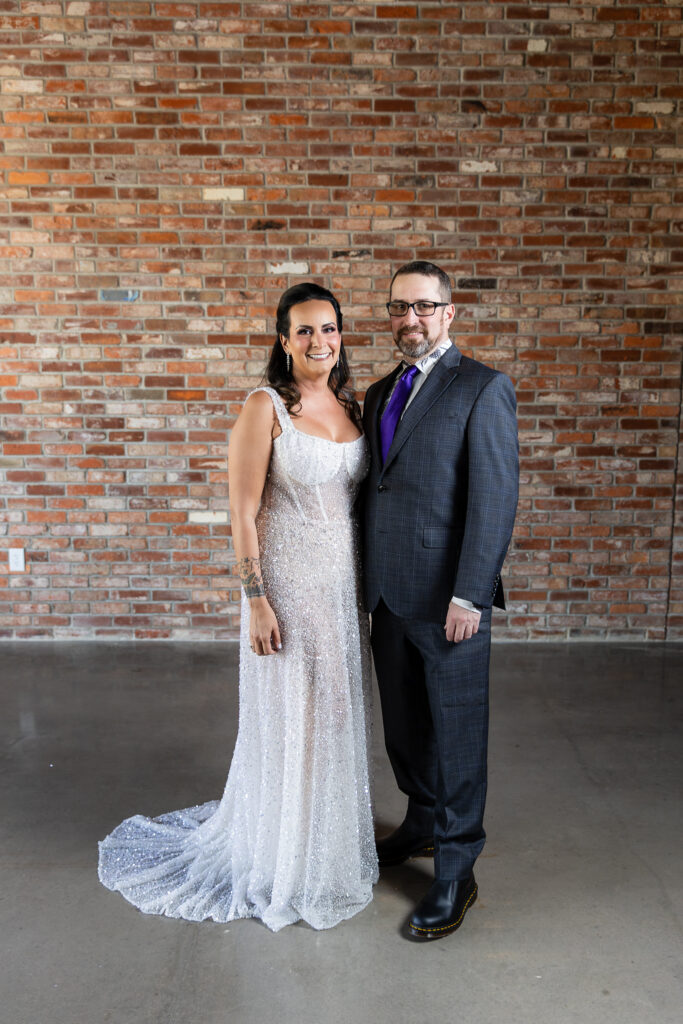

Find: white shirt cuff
450;596;481;616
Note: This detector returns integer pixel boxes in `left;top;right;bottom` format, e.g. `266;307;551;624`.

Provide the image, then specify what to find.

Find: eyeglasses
386;300;450;317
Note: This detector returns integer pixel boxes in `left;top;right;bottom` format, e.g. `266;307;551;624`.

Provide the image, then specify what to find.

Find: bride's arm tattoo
238;556;265;598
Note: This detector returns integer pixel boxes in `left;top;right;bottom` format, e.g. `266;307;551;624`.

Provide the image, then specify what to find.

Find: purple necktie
380;364;419;463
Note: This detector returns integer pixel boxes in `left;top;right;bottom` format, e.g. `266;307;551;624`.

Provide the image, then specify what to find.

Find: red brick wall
1;1;681;640
672;377;683;637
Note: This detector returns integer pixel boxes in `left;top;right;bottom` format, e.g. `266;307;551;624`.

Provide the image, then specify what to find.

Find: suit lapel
384;344;462;469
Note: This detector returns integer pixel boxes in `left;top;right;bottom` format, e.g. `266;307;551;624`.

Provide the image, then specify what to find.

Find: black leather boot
375;819;434;867
408;874;478;940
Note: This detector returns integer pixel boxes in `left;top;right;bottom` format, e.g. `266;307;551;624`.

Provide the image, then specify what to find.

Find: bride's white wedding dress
98;387;378;931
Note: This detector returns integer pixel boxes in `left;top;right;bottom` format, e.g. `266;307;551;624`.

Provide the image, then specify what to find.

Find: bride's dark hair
265;282;361;429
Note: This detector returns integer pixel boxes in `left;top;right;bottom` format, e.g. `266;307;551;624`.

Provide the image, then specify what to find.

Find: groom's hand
444;603;481;644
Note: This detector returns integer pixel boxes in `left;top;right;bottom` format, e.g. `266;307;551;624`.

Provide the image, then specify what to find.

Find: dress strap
248;386;292;433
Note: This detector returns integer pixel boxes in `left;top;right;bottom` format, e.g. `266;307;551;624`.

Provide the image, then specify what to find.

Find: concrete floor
1;642;681;1024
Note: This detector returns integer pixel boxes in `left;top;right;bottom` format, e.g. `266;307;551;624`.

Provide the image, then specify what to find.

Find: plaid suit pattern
362;345;519;621
362;344;519;880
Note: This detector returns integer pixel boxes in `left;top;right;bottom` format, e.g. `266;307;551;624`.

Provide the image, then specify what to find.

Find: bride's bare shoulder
235;389;281;439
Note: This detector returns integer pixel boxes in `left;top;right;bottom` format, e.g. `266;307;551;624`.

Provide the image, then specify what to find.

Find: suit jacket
361;343;519;622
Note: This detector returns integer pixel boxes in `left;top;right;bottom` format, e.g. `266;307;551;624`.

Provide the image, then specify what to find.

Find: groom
362;261;519;941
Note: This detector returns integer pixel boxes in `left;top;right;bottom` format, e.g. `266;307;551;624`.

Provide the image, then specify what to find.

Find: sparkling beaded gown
98;387;378;931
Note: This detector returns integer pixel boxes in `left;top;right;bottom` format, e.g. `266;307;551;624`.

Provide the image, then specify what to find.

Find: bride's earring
286;351;291;373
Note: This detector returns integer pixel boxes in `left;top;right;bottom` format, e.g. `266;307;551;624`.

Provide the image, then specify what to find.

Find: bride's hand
249;598;282;656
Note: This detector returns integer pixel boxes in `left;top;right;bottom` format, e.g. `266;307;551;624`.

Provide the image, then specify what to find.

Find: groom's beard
395;324;434;360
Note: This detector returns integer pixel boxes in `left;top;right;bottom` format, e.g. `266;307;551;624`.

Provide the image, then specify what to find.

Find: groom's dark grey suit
362;342;519;881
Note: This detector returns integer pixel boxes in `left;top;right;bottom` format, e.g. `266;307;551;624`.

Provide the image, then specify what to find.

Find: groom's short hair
390;261;452;303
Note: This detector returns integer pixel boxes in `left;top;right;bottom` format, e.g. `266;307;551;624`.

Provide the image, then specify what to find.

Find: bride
98;283;378;931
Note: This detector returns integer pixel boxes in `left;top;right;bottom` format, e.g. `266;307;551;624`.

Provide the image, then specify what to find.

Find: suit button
377;484;387;492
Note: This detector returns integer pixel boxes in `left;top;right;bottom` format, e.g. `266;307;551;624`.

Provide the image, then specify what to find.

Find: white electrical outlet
9;548;25;572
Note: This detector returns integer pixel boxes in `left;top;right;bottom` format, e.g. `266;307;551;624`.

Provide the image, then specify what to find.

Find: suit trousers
371;599;492;880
